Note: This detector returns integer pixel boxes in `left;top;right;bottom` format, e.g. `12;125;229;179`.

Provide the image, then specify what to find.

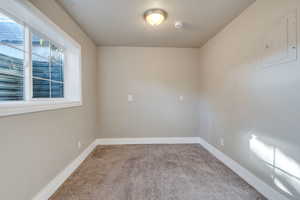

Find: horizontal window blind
0;12;24;101
0;11;64;101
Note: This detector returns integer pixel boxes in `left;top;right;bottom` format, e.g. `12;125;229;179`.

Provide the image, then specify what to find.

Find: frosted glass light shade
144;9;167;26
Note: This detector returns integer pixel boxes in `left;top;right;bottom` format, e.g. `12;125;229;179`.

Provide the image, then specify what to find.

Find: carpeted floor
50;144;266;200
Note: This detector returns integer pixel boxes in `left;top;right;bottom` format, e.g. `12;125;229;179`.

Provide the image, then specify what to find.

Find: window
0;12;65;101
0;0;82;117
32;32;64;98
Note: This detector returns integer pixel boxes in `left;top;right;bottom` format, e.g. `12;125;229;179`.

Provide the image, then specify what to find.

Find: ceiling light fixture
144;8;167;26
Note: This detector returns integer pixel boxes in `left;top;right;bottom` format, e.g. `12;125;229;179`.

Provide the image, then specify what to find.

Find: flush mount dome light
144;8;167;26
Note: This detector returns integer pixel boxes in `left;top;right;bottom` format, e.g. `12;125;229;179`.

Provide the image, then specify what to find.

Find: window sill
0;100;82;117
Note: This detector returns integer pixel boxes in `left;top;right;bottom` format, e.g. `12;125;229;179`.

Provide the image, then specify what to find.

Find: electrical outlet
220;138;224;146
78;141;82;149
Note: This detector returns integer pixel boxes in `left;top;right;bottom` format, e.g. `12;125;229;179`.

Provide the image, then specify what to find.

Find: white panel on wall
261;10;297;67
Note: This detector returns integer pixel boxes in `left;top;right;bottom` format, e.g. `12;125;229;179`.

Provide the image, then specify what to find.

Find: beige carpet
50;144;266;200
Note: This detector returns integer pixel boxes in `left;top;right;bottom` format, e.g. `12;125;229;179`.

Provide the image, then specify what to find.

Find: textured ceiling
57;0;255;48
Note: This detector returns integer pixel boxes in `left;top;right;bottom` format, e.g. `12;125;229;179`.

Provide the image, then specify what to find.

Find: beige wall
1;0;299;199
97;47;200;138
198;0;300;199
0;1;98;199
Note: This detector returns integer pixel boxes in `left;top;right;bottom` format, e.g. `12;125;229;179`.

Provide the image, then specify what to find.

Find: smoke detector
174;21;183;29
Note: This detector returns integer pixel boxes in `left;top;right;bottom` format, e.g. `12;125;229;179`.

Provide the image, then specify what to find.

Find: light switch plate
128;94;133;102
179;96;184;101
220;138;224;146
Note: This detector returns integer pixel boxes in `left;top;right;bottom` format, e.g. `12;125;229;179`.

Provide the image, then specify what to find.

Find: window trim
0;100;81;117
0;0;82;117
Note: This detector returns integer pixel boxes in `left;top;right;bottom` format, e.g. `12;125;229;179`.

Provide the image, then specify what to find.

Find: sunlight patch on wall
274;178;293;196
249;134;300;198
250;135;274;166
276;149;300;179
275;168;300;196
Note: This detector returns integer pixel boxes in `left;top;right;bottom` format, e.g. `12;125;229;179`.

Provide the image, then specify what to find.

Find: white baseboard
95;137;201;145
32;140;98;200
33;137;288;200
198;138;289;200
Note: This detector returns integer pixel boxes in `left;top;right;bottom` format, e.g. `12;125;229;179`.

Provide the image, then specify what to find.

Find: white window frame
0;0;82;117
